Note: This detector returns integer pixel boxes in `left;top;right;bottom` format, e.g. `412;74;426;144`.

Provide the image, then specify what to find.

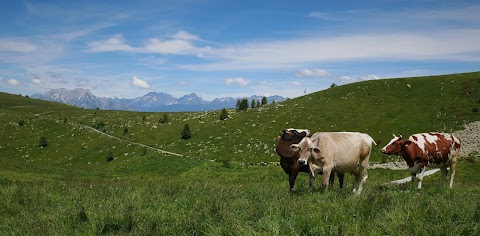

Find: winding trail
80;125;183;157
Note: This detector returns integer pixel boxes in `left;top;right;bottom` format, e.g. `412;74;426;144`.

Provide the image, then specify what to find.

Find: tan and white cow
290;132;376;194
381;132;461;189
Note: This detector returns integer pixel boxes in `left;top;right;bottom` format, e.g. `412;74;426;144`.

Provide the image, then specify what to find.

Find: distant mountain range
31;88;287;112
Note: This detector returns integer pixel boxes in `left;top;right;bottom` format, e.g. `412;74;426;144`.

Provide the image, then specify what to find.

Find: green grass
0;72;479;235
1;162;479;235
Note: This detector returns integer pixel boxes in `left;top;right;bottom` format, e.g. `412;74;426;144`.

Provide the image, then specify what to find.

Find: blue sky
1;0;480;100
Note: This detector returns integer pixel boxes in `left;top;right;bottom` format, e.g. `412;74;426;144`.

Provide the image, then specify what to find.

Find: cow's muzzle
297;159;308;166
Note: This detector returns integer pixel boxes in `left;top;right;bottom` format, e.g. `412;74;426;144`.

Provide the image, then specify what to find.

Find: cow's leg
449;160;457;189
308;172;315;191
328;172;335;188
416;166;426;189
338;173;345;189
321;169;332;190
289;165;303;191
411;173;417;188
355;169;368;194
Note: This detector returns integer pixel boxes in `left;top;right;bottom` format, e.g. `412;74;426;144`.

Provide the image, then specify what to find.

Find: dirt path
80;125;183;157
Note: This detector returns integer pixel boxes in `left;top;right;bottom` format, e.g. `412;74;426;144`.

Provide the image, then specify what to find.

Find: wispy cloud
225;77;249;87
131;76;153;89
180;29;480;71
0;39;37;53
296;69;330;77
7;79;20;86
86;30;212;55
290;81;302;86
86;34;134;52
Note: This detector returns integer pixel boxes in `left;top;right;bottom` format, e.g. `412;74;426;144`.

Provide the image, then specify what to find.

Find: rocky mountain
31;88;286;112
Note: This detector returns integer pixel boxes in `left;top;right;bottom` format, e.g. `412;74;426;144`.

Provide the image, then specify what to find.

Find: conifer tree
220;108;228;120
181;124;191;139
261;96;268;106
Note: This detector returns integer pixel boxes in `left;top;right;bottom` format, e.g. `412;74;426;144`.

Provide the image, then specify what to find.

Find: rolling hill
1;72;480;235
1;72;479;179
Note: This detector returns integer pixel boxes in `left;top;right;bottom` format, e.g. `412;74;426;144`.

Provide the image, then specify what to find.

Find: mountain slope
1;72;479;177
31;89;286;112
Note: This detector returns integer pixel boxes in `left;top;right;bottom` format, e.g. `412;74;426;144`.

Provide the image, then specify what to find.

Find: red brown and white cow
276;128;344;191
381;132;461;189
291;132;376;194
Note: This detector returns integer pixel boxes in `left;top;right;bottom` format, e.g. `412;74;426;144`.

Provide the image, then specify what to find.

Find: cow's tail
364;134;377;146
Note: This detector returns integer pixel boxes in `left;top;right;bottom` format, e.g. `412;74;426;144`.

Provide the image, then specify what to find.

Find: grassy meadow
1;72;479;235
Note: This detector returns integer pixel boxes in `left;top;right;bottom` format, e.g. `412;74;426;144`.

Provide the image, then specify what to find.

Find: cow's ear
290;144;300;152
312;147;321;154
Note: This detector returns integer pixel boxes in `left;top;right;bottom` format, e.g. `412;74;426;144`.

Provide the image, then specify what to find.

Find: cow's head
290;136;320;166
280;128;310;141
381;134;411;155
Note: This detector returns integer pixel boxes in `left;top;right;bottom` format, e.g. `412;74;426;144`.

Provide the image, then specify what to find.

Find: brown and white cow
291;132;376;194
276;128;344;191
381;132;461;189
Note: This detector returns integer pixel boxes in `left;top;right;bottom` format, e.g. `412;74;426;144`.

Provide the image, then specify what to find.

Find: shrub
18;120;25;126
38;136;48;148
220;108;228;120
123;126;129;135
236;98;249;111
181;124;191;139
93;121;108;132
106;151;114;162
159;114;169;124
261;96;267;106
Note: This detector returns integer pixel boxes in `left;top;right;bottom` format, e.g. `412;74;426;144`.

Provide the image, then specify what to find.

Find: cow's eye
308;147;312;152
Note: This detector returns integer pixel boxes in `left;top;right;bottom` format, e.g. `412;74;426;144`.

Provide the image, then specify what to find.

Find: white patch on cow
287;128;310;136
410;134;430;153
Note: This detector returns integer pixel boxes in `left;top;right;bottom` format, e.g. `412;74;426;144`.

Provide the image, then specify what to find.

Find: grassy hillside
1;72;479;177
1;72;480;235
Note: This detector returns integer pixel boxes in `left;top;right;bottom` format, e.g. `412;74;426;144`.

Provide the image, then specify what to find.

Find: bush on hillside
261;96;267;106
159;114;169;124
181;124;191;139
93;121;108;132
220;108;228;120
38;136;48;148
106;151;114;162
236;98;249;111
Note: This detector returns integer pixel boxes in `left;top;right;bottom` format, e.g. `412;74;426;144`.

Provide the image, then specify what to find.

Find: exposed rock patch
453;121;480;157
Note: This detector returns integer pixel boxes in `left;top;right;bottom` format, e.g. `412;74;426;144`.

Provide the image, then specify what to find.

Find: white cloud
340;76;351;83
86;34;134;52
131;76;153;89
0;39;37;52
86;31;211;56
171;30;200;41
290;81;302;86
296;69;330;77
7;79;20;86
180;29;480;71
32;78;42;85
225;77;249;86
359;74;381;81
337;74;380;84
177;81;188;86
